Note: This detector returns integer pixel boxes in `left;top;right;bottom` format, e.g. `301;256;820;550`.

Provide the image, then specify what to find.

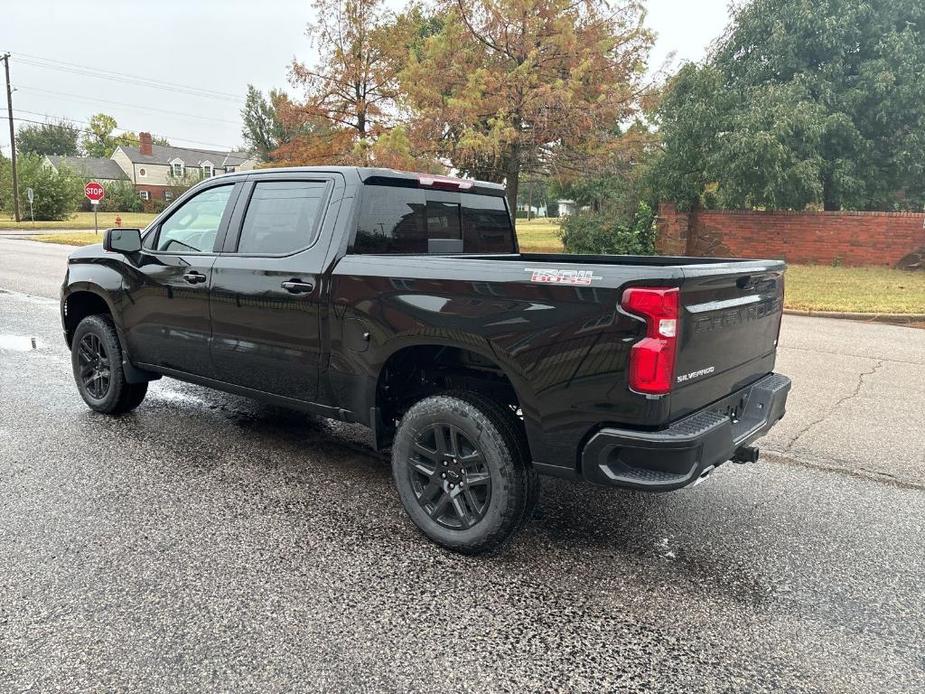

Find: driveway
1;238;923;692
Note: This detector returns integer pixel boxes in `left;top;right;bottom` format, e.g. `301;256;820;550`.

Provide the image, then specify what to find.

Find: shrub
558;202;656;255
1;154;84;221
98;181;143;213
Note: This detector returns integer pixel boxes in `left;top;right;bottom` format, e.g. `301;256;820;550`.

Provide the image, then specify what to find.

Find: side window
156;185;233;253
236;181;327;254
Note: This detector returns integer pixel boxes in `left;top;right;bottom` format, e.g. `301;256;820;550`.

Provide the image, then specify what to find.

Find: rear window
352;185;515;254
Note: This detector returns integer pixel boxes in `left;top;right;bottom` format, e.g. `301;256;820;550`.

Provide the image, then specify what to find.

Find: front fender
61;251;128;344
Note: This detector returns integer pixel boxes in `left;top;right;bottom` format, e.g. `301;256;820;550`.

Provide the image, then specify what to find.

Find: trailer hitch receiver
731;445;760;464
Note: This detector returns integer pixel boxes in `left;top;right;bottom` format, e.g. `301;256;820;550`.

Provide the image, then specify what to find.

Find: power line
12;113;239;151
16;85;243;127
9;51;243;103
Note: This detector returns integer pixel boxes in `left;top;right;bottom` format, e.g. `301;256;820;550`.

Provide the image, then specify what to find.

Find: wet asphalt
1;240;924;692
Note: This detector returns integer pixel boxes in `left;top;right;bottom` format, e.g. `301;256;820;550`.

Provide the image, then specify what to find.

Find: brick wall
656;203;925;268
134;184;170;200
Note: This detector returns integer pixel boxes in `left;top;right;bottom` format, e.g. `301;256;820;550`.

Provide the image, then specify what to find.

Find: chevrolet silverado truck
61;167;791;553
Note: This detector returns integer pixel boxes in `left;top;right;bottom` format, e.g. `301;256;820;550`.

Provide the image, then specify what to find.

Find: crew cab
61;167;790;553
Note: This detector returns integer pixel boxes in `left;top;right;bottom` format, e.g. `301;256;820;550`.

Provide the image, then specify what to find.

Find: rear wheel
392;391;538;554
71;314;147;414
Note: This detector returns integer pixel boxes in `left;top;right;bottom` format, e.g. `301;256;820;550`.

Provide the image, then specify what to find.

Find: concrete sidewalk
0;228;100;236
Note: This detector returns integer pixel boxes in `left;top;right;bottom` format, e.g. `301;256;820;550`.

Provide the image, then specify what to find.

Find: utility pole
2;53;20;222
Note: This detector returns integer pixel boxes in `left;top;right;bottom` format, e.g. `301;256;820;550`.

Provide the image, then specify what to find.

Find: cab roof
217;166;507;197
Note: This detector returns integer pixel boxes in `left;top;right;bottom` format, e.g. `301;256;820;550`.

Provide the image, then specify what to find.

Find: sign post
26;187;34;225
84;181;105;235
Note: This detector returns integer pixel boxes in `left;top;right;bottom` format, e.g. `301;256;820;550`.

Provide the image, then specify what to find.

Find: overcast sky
0;0;731;156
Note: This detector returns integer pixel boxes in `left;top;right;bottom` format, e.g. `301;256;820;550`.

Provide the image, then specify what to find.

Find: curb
0;229;93;236
784;308;925;325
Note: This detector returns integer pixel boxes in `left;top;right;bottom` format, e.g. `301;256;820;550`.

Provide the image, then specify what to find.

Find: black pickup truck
61;167;790;553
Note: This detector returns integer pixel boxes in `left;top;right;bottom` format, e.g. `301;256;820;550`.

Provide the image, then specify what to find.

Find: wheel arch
370;337;538;452
62;284;158;384
62;284;120;347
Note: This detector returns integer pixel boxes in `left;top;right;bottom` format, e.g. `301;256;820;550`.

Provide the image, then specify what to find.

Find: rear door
670;262;785;418
123;182;240;376
209;174;341;402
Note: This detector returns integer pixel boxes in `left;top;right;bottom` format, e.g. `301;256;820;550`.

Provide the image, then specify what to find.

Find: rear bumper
580;373;791;491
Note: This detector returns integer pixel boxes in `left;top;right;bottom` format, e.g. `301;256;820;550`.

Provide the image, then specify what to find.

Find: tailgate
670;262;785;419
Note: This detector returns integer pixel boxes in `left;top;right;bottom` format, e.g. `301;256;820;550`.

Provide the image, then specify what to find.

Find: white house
110;132;257;202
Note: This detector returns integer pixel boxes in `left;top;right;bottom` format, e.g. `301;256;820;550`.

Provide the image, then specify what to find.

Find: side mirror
103;228;142;254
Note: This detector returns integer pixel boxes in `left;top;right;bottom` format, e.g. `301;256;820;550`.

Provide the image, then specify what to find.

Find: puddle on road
0;335;39;351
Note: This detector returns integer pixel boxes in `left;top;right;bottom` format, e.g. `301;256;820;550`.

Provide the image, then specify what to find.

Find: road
0;237;71;298
1;238;923;692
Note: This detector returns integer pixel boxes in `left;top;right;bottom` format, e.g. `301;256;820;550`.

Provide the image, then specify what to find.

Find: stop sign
85;181;105;203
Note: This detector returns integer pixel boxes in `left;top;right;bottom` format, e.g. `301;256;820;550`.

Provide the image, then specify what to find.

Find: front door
209;177;335;402
122;182;240;377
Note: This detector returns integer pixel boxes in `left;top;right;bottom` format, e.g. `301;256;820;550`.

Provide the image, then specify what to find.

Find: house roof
46;155;129;181
117;143;253;168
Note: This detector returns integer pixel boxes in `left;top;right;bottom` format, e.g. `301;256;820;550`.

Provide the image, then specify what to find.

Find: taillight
621;287;679;395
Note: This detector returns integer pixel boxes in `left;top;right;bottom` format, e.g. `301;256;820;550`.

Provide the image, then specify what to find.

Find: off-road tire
71;314;148;414
392;391;538;554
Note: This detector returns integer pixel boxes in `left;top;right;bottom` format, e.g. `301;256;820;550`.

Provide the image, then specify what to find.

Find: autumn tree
397;0;653;213
280;0;416;165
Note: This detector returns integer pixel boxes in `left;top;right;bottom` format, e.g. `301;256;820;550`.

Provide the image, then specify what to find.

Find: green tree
241;85;293;162
17;120;81;156
80;113;169;157
653;0;925;211
81;113;124;157
0;152;10;215
1;154;84;221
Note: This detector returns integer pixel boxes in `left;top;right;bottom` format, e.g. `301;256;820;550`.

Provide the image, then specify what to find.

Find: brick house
110;132;257;203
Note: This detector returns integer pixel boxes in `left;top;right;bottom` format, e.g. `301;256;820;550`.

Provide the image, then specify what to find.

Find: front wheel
391;391;538;554
71;314;148;415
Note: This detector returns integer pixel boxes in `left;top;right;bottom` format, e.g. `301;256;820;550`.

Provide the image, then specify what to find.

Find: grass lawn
29;232;110;246
516;217;563;252
1;211;157;231
784;265;925;314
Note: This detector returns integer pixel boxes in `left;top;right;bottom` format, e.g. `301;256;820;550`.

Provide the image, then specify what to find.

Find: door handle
183;271;207;284
281;279;314;294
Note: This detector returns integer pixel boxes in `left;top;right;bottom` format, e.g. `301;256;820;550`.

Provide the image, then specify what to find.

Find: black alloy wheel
71;313;148;414
77;332;111;399
407;422;492;530
391;391;538;554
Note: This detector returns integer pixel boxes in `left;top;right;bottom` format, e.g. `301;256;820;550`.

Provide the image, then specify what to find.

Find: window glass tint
237;181;327;254
461;195;515;253
156;185;233;253
353;185;514;254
